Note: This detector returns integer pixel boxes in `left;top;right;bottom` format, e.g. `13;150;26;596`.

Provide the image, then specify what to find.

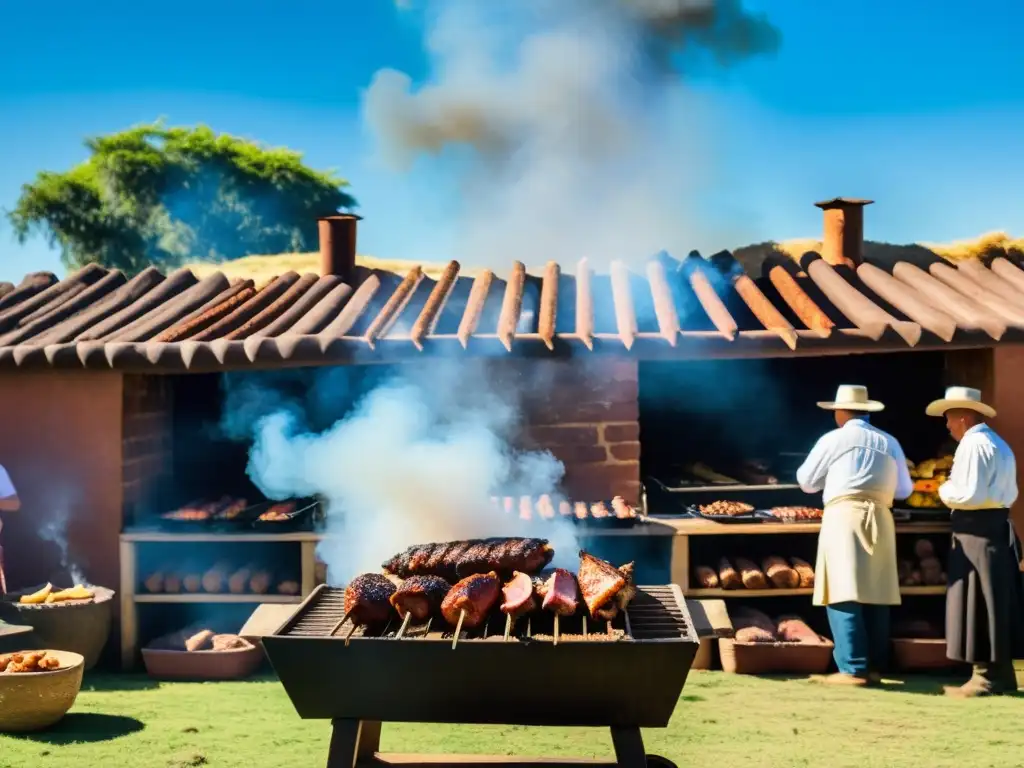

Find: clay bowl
0;587;115;671
0;650;85;733
141;640;264;681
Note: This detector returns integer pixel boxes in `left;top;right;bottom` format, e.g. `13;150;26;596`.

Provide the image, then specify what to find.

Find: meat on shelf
898;539;945;586
147;628;251;652
142;562;300;596
382;538;554;580
491;495;639;522
699;501;754;517
730;607;827;645
695;556;815;590
767;506;823;522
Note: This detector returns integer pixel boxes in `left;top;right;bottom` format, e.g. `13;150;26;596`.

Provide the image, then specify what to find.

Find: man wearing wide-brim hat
797;385;913;686
927;386;1024;697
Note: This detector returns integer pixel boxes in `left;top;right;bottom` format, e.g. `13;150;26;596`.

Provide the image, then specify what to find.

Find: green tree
6;122;356;275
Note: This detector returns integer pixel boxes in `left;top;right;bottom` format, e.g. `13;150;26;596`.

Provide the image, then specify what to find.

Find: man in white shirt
797;385;912;686
0;464;20;594
927;386;1023;697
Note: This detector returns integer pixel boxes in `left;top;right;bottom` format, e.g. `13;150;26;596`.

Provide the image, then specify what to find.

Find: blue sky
2;0;1023;283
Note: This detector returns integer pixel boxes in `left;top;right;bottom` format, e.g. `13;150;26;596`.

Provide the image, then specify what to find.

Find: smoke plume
234;362;578;583
38;498;87;586
365;0;779;268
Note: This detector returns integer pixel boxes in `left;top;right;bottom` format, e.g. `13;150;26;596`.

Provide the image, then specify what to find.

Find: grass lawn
1;671;1021;768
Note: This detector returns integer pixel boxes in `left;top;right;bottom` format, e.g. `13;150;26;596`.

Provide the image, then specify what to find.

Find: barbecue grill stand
325;718;675;768
263;585;696;768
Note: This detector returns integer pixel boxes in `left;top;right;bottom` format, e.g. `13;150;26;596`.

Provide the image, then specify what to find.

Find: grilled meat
344;573;398;626
699;500;754;517
578;551;635;620
441;572;500;629
541;569;578;616
500;571;537;621
389;575;451;622
382;538;554;580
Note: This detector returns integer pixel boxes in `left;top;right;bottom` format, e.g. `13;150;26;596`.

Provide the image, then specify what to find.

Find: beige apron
813;494;901;606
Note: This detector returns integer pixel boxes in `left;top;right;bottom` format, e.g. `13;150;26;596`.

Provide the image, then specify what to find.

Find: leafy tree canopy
6;122;356;275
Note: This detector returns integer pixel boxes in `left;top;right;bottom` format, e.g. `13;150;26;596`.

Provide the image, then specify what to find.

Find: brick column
122;375;174;524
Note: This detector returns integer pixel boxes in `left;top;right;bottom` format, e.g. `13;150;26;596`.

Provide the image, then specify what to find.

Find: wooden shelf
651;483;802;494
656;518;951;536
134;594;303;604
899;586;947;595
684;586;946;598
121;530;321;543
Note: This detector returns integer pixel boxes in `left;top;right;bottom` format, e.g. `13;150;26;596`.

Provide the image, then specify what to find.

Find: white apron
813;495;901;606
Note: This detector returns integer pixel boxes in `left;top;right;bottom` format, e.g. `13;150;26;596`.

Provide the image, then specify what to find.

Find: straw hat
816;384;884;413
925;386;995;418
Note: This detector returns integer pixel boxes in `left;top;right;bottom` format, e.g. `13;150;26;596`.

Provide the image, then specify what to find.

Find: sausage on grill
389;575;451;622
344;573;398;626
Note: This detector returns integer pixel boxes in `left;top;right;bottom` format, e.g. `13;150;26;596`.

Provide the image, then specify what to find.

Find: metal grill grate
278;584;695;643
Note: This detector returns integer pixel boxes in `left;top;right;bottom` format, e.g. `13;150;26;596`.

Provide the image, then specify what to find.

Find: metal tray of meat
157;497;251;532
683;505;774;525
249;498;320;532
571;499;640;529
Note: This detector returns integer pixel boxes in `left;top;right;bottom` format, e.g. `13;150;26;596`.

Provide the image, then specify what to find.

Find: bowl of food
0;584;114;670
141;629;264;681
0;650;85;733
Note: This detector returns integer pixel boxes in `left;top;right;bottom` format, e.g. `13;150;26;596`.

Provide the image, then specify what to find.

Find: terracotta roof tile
0;251;1022;371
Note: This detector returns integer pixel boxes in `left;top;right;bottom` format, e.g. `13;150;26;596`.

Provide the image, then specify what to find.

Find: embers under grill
280;584;693;644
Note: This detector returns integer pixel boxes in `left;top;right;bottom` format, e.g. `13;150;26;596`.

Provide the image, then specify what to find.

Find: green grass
1;671;1021;768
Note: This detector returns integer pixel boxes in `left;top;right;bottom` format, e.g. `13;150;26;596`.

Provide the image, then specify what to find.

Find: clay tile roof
0;251;1022;372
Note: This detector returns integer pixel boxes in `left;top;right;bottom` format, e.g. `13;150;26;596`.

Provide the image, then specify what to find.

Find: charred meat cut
441;571;501;629
344;574;397;626
578;551;636;620
389;575;451;622
541;569;578;616
382;538;553;580
500;571;536;621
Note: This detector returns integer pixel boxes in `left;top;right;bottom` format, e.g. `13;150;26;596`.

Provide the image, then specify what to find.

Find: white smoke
242;362;580;583
38;496;87;586
365;0;779;269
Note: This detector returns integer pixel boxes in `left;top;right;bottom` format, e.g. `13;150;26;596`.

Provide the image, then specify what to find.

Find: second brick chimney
318;214;362;281
814;198;873;267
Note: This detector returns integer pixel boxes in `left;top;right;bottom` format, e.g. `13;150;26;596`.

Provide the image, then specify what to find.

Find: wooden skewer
582;615;588;638
452;609;466;650
344;623;359;647
396;613;412;640
504;613;513;642
606;620;613;638
527;617;532;638
329;609;353;638
424;617;433;636
553;614;560;646
623;609;632;639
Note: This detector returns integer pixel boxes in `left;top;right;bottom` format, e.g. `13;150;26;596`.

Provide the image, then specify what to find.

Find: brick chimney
814;198;873;267
318;214;362;281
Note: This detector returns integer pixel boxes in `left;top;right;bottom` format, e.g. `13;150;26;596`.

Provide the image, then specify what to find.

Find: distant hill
182;232;1024;285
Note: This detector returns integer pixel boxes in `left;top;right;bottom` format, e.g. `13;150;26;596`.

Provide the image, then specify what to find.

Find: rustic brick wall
512;359;641;504
122;374;174;523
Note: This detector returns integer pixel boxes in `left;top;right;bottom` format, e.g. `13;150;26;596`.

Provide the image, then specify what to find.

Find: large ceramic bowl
0;650;85;733
0;587;114;670
142;641;264;681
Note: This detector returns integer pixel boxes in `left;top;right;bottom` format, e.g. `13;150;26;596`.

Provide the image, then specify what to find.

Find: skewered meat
344;573;398;626
768;506;822;522
577;551;627;619
441;572;500;629
699;500;754;517
389;575;451;622
594;562;636;621
541;569;578;616
500;571;536;621
382;538;554;580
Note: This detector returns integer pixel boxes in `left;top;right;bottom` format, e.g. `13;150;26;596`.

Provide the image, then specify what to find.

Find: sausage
143;572;164;594
183;574;202;593
202;563;229;593
718;558;742;590
229;567;253;594
776;615;820;643
789;557;815;588
277;580;300;596
762;556;799;589
163;574;182;593
249;570;272;594
734;557;768;590
694;566;720;588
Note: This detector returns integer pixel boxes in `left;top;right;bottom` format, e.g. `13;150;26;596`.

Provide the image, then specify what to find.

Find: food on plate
389;575;451;622
382;538;554;580
699;500;755;517
731;607;777;643
776;616;821;643
734;558;768;590
718;558;742;590
344;573;398;626
789;557;815;588
694;566;720;588
500;571;537;622
202;563;229;593
258;502;297;522
768;506;823;522
144;572;164;594
249;570;272;594
185;629;216;652
19;583;53;604
229;567;253;595
183;573;202;593
441;572;501;629
277;580;300;596
47;585;94;603
577;551;636;620
0;651;61;673
540;569;578;616
686;462;739;485
762;556;800;589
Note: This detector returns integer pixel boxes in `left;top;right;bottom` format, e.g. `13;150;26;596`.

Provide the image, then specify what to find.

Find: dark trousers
826;602;890;676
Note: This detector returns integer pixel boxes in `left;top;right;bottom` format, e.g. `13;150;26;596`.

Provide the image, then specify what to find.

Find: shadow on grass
6;713;144;745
